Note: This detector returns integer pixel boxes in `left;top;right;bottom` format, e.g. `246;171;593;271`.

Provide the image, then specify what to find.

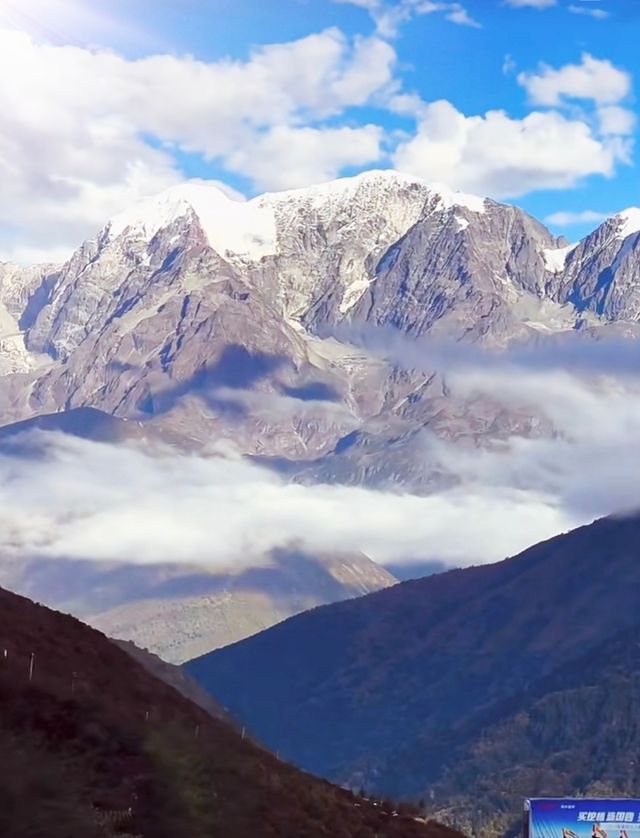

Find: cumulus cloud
224;125;384;192
0;15;633;263
597;105;636;136
392;99;628;198
518;53;630;106
0;26;395;262
391;49;634;200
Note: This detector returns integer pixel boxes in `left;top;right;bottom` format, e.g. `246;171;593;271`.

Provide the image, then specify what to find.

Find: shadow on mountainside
132;344;341;419
0;546;379;618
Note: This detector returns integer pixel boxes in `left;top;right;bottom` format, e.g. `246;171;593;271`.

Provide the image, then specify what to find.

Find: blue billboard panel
526;799;640;838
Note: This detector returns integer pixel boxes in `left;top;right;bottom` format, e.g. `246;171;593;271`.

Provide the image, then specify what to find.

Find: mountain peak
614;207;640;240
105;170;489;262
106;181;278;260
259;169;488;215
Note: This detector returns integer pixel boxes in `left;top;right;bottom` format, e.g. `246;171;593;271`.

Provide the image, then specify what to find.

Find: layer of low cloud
0;431;573;570
1;337;640;571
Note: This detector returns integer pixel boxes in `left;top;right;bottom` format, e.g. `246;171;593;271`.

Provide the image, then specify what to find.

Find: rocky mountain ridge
0;170;638;476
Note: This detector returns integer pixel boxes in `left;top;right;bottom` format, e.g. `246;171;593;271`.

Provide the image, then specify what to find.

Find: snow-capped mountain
0;169;640;481
549;208;640;321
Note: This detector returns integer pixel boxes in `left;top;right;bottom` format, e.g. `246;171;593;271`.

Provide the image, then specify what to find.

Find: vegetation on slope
187;514;640;833
414;624;640;838
0;585;462;838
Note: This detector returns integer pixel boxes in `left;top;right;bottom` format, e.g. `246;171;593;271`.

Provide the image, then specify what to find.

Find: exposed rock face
550;210;640;321
0;179;640;501
2;169;635;483
0;261;57;374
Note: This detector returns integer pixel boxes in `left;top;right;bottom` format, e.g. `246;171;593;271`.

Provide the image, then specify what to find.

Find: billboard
525;799;640;838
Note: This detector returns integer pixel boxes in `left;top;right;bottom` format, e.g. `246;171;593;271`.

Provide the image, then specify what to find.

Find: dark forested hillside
390;623;640;837
187;513;640;828
0;585;464;838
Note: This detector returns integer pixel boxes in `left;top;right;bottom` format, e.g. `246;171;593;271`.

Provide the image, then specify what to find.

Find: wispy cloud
333;0;481;38
504;0;557;8
568;3;609;20
545;209;609;226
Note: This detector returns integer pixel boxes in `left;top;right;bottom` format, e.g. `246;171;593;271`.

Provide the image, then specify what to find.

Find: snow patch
259;169;427;206
615;208;640;241
339;278;372;314
428;182;487;215
107;183;277;261
106;171;488;265
542;243;576;274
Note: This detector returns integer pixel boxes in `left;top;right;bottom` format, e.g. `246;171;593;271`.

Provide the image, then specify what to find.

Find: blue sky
0;0;638;261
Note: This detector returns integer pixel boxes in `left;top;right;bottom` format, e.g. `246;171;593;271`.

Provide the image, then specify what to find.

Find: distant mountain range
186;513;640;837
0;583;464;838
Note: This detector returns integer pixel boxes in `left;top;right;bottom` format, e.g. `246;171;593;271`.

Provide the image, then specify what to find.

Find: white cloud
3;342;640;571
544;209;608;226
504;0;557;8
518;53;630;106
568;4;609;19
393;99;629;198
445;5;481;28
441;366;640;524
332;0;480;38
597;105;636;137
0;18;631;264
0;432;571;569
0;26;396;262
225;125;384;192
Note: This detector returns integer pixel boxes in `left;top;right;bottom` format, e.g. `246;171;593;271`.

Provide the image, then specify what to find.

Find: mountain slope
0;545;395;663
186;514;640;798
413;623;640;838
90;547;396;661
0;584;463;838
